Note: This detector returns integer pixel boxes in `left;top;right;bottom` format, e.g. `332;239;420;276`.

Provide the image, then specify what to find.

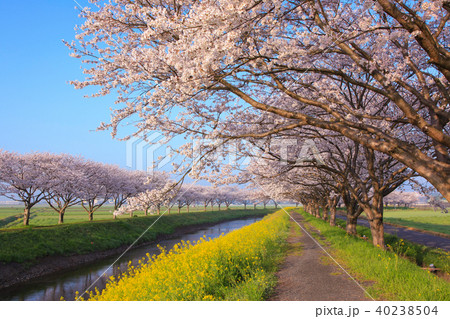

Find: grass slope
0;208;275;263
0;206;276;229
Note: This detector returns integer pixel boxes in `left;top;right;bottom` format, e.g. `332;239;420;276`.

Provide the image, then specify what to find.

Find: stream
0;216;263;301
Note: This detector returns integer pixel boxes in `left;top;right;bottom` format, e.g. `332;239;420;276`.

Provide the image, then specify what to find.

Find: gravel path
270;213;371;301
337;216;450;251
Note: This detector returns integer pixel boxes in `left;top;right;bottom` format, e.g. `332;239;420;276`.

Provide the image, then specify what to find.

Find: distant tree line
0;151;273;226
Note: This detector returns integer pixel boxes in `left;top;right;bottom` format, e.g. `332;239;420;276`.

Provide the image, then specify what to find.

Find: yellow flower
87;211;289;301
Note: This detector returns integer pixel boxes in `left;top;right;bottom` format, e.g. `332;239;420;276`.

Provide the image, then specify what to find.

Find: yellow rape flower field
84;210;289;301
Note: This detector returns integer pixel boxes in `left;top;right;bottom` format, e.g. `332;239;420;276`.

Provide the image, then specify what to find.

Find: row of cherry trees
384;191;424;208
0;150;276;226
253;169;425;248
244;131;426;248
0;150;167;225
114;184;277;216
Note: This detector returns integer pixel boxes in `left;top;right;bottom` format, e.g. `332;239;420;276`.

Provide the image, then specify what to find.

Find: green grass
0;205;276;229
0;207;26;227
334;219;450;274
382;209;450;235
295;208;450;301
0;208;276;264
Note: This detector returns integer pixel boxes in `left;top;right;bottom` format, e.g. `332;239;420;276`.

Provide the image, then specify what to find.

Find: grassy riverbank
0;206;277;229
0;209;276;264
86;210;289;301
296;209;450;301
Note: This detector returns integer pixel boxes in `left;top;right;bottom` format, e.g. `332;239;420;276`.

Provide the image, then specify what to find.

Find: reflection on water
0;217;263;301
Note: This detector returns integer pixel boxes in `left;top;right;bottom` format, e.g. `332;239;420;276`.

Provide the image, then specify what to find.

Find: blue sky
0;1;127;166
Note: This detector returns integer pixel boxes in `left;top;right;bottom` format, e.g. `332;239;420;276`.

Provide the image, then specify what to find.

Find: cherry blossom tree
236;189;254;210
323;139;415;247
68;0;450;200
116;180;174;217
79;160;113;221
90;165;169;219
428;195;449;214
171;184;197;213
212;187;231;211
249;189;273;210
42;154;86;224
196;185;216;211
385;190;423;208
246;129;415;247
107;166;149;211
409;180;449;213
220;186;239;210
113;205;135;218
0;151;51;226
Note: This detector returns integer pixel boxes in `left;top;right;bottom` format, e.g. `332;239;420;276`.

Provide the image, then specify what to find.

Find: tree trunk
314;204;320;218
263;203;266;209
369;217;385;248
254;203;256;209
329;205;336;226
204;204;207;211
218;204;221;211
168;207;171;214
157;206;161;215
346;215;358;235
89;212;94;221
58;211;65;224
129;210;133;217
23;207;31;226
145;208;148;216
321;205;328;221
187;205;190;213
244;203;247;210
362;193;386;248
342;193;362;235
178;206;181;214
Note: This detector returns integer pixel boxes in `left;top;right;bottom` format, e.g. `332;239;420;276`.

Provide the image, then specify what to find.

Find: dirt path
337;215;450;251
270;213;371;301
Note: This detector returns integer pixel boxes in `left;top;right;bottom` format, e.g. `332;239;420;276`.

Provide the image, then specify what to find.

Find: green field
0;205;274;229
382;209;450;236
